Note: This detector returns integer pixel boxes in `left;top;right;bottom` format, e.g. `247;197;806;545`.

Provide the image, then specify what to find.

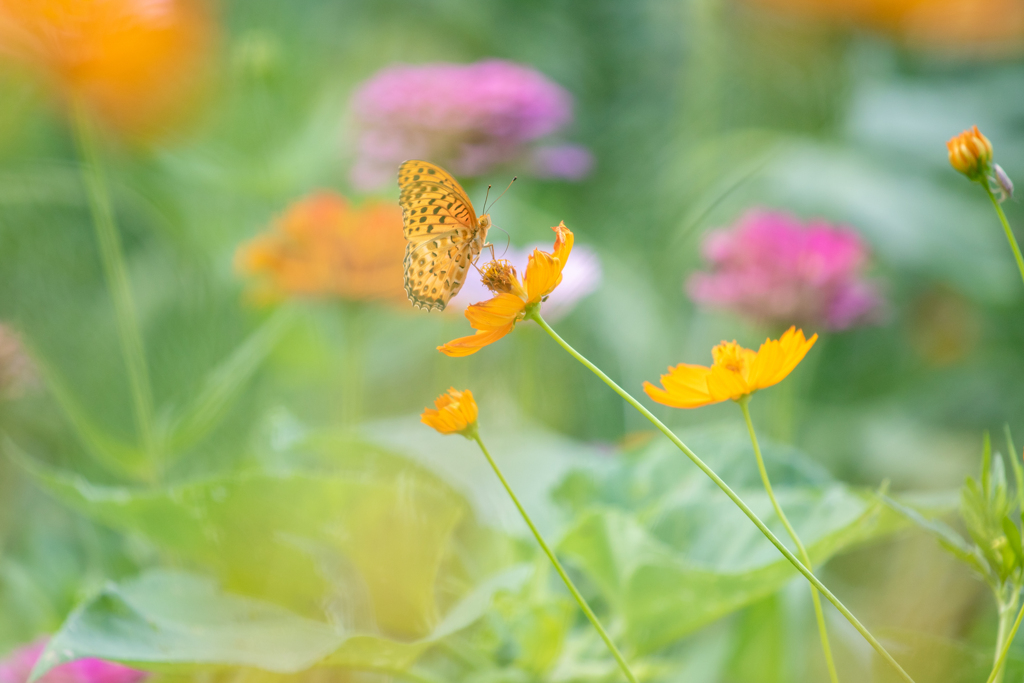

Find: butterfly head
479;214;492;230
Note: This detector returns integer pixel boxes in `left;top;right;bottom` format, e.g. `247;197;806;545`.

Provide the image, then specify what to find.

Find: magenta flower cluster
687;209;883;331
349;59;592;189
0;639;147;683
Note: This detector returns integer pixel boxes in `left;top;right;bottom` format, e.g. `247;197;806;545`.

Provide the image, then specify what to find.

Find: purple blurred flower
349;60;592;189
530;144;595;181
449;242;602;322
687;209;884;331
0;639;148;683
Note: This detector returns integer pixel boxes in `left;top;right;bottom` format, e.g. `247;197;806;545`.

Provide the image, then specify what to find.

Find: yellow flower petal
643;327;817;409
437;324;516;358
643;363;716;408
748;327;817;390
552;221;573;265
706;363;752;402
436;221;574;357
524;249;563;303
421;388;478;434
465;293;526;330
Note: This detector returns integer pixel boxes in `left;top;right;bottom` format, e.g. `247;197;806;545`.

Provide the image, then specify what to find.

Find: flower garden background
0;1;1023;683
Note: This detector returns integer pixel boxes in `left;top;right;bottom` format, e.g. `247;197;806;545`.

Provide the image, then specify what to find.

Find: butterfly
398;160;492;311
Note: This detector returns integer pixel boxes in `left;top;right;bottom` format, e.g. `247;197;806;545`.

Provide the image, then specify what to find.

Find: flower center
712;341;749;375
481;259;519;294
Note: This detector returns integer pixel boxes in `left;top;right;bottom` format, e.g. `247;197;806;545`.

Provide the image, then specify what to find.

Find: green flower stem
71;102;158;480
527;309;916;683
987;592;1024;683
984;185;1024;289
739;397;839;683
468;429;640;683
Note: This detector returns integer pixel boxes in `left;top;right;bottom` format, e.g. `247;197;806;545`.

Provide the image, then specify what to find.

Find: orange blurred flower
644;327;817;409
438;222;573;357
421;387;478;436
947;125;993;180
236;192;407;304
744;0;1024;55
0;0;214;136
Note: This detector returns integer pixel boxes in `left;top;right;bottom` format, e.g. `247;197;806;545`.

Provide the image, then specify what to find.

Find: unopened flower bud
947;126;993;180
994;164;1014;202
421;388;478;436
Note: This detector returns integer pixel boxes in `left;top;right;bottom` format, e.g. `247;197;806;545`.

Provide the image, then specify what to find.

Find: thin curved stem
986;592;1024;683
527;310;916;683
739;397;839;683
985;185;1024;289
470;431;639;683
72;101;158;481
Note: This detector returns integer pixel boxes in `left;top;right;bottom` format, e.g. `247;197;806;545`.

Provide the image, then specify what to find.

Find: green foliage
10;433;518;635
31;567;531;679
554;426;904;654
1;1;1023;681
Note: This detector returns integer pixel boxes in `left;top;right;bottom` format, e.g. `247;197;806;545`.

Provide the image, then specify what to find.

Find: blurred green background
1;1;1024;682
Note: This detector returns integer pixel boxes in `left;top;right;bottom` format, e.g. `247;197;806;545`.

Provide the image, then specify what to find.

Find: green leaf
164;308;295;456
22;345;146;481
983;432;992;498
552;425;904;654
1005;424;1023;515
30;566;531;680
1004;516;1023;567
882;494;991;579
882;495;973;556
9;433;514;641
31;570;341;677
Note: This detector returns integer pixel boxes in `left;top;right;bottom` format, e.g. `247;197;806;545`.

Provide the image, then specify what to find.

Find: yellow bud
947;125;993;180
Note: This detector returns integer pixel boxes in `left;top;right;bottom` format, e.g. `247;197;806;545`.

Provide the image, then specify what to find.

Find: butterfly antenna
489;225;512;258
482;184;493;213
487;177;517;212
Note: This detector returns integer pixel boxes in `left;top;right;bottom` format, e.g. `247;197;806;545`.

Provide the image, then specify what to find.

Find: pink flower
0;324;37;399
687;209;884;331
0;639;148;683
530;144;595;181
349;60;592;189
448;242;602;322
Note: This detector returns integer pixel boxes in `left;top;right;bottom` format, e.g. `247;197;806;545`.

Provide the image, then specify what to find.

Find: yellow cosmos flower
947;125;993;180
643;327;817;409
438;222;573;357
421;388;479;436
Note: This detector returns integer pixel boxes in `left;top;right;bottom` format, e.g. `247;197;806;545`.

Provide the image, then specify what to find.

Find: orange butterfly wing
398;160;486;311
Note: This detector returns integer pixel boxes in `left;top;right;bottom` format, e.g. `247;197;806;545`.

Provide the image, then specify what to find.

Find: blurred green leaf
554;425;904;654
1004;425;1023;514
23;348;146;481
31;566;531;679
9;433;514;640
164;307;295;456
1002;516;1022;568
982;432;992;496
32;570;341;678
882;494;990;579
